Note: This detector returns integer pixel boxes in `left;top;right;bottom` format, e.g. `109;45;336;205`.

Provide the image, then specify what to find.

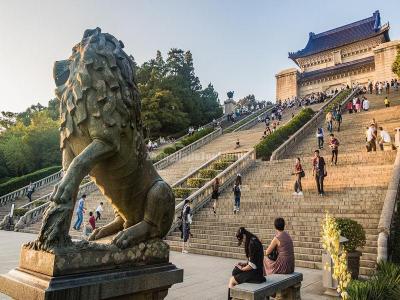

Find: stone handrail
154;128;223;170
377;148;400;262
270;89;356;161
168;149;256;235
232;106;275;132
0;170;62;207
14;181;98;231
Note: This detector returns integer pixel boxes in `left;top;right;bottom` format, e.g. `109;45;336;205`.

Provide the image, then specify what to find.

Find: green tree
47;98;60;121
200;83;223;122
0;135;34;176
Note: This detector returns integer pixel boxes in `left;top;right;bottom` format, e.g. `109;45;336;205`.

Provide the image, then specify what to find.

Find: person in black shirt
312;150;326;196
228;227;266;300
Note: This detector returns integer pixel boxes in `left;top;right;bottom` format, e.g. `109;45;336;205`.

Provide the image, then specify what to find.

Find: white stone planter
322;252;340;297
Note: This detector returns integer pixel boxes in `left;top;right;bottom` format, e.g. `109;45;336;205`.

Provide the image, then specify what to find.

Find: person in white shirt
95;202;104;221
362;98;369;111
378;127;392;151
366;125;377;152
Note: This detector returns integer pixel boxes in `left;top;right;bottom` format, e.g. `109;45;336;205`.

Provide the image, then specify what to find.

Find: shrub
222;154;237;162
163;146;176;155
173;188;192;199
212;161;232;170
13;208;28;217
199;169;218;179
336;218;366;252
186;178;208;188
33;200;47;207
324;89;352;113
347;261;400;300
255;108;314;160
180;127;214;146
0;166;61;196
175;142;184;151
391;198;400;264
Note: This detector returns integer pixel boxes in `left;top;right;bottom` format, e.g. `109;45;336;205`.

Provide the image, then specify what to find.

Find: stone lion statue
30;28;175;252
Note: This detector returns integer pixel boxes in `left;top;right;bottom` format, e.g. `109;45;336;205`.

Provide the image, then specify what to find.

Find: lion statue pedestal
0;28;182;300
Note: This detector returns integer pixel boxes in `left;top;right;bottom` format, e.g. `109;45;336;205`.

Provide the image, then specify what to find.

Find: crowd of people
278;90;334;109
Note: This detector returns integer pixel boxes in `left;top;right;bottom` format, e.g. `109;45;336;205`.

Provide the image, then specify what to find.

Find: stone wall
374;40;400;82
275;68;298;100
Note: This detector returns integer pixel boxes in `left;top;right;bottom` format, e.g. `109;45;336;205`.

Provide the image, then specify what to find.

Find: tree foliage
137;49;222;137
0;100;61;180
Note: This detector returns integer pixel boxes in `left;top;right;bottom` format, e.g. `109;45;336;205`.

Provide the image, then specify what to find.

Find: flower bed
254;108;315;160
152;127;214;163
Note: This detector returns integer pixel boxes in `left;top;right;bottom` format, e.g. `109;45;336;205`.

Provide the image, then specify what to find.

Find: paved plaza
0;231;336;300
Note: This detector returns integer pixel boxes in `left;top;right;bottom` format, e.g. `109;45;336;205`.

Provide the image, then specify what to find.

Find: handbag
300;170;305;178
268;247;278;261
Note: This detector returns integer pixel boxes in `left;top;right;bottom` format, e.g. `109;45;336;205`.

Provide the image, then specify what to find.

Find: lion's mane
55;28;142;150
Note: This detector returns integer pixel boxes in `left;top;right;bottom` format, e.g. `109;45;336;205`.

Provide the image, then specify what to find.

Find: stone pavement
0;231;335;300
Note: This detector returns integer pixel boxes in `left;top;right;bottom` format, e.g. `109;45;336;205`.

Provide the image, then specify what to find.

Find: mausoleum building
276;11;400;100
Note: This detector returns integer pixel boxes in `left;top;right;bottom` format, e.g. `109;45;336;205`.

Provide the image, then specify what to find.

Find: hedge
255;108;315;160
212;160;232;170
152;127;215;163
324;88;352;113
173;188;193;199
198;169;218;179
187;178;208;188
0;166;61;197
13;208;29;217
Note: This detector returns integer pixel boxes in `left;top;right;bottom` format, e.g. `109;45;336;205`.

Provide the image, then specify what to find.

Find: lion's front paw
50;179;76;204
112;230;132;249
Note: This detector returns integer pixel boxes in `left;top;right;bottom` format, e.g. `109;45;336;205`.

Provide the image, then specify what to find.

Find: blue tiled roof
299;56;375;82
289;11;390;60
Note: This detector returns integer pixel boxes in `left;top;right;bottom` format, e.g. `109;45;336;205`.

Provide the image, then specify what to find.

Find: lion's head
54;28;141;150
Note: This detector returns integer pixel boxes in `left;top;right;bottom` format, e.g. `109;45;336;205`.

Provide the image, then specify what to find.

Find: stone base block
0;263;183;300
19;238;169;277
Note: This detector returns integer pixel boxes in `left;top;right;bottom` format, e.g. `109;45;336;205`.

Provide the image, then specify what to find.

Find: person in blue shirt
73;194;86;230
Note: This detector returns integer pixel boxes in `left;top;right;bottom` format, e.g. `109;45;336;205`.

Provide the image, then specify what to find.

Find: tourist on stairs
228;227;266;300
366;124;377;152
233;182;241;214
326;111;333;133
212;178;220;215
384;96;390;108
329;134;340;166
312;150;326;196
334;109;342;132
316;127;324;149
73;194;86;230
264;218;295;275
181;199;192;254
292;157;304;196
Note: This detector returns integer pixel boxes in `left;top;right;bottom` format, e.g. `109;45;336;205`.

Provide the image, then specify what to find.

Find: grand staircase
165;90;400;276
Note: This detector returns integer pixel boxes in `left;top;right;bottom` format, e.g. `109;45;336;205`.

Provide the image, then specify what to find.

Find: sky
0;0;399;113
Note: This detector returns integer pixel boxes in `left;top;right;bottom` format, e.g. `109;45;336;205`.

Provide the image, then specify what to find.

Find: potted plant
336;218;366;279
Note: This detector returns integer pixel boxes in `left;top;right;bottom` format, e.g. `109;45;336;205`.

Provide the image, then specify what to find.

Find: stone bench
230;272;303;300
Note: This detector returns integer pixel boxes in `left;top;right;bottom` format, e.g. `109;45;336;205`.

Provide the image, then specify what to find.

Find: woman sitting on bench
264;217;295;275
228;227;266;300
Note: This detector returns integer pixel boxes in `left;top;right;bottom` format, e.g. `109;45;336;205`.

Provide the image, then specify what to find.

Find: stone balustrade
168;149;256;235
14;181;98;231
232;106;275;132
270;89;357;160
154;128;223;170
0;170;62;207
377;148;400;262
